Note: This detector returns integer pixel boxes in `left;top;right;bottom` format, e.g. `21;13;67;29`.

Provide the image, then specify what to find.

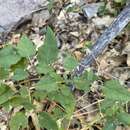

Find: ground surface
0;0;130;130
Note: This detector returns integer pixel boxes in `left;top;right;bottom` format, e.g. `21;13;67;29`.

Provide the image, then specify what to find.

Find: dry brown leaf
11;34;21;45
29;111;40;130
74;51;83;61
75;41;85;49
122;41;130;66
127;55;130;66
0;123;7;130
122;42;130;54
92;16;114;29
33;100;43;112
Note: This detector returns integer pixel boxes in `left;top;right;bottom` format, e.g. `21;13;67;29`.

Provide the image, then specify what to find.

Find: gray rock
82;3;103;19
0;0;49;40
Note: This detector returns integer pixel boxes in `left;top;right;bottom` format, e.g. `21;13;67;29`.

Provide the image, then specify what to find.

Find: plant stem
73;3;130;76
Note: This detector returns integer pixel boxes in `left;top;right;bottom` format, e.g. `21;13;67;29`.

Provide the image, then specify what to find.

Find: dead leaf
122;41;130;66
122;42;130;54
29;111;40;130
92;16;114;29
11;34;21;45
74;51;83;60
127;55;130;66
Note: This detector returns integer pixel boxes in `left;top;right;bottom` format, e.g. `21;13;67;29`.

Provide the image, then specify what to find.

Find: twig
73;3;130;76
73;109;99;118
74;99;104;114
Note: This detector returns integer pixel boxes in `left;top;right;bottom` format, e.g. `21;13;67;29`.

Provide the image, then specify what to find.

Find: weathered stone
0;0;49;40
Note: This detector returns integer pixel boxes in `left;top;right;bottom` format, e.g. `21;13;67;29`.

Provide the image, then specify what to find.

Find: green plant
0;26;130;130
0;27;77;130
47;0;55;13
101;80;130;129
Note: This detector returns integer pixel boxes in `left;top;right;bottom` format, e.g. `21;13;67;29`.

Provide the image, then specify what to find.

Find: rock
70;31;79;37
0;0;49;40
122;42;130;66
82;3;103;19
57;10;66;20
70;0;86;6
32;9;50;27
92;16;114;29
122;42;130;54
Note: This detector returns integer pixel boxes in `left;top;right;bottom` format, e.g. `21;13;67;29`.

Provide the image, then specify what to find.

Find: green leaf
73;70;97;91
36;62;54;74
0;85;33;110
0;85;14;105
11;58;27;71
12;68;29;81
0;67;9;79
117;112;130;125
104;103;121;117
33;90;47;100
38;27;58;64
52;107;65;120
48;88;75;117
114;0;123;3
47;0;54;12
9;112;28;130
0;84;10;95
38;112;58;130
0;45;21;68
63;54;78;71
103;120;116;130
17;35;36;57
66;5;78;13
103;80;130;102
10;96;34;110
19;87;29;97
74;78;90;91
101;99;115;113
36;75;59;92
49;72;63;82
84;41;92;48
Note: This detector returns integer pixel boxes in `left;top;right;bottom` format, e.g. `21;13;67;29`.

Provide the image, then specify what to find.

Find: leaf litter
0;0;130;130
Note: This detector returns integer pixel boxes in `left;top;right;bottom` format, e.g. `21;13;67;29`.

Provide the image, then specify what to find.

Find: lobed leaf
38;112;58;130
103;120;116;130
9;112;28;130
73;70;97;91
48;87;75;117
0;85;14;105
103;80;130;102
36;75;59;92
38;27;58;64
0;45;21;68
0;67;9;79
36;62;54;74
63;54;78;71
12;68;29;81
117;112;130;125
16;35;36;57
